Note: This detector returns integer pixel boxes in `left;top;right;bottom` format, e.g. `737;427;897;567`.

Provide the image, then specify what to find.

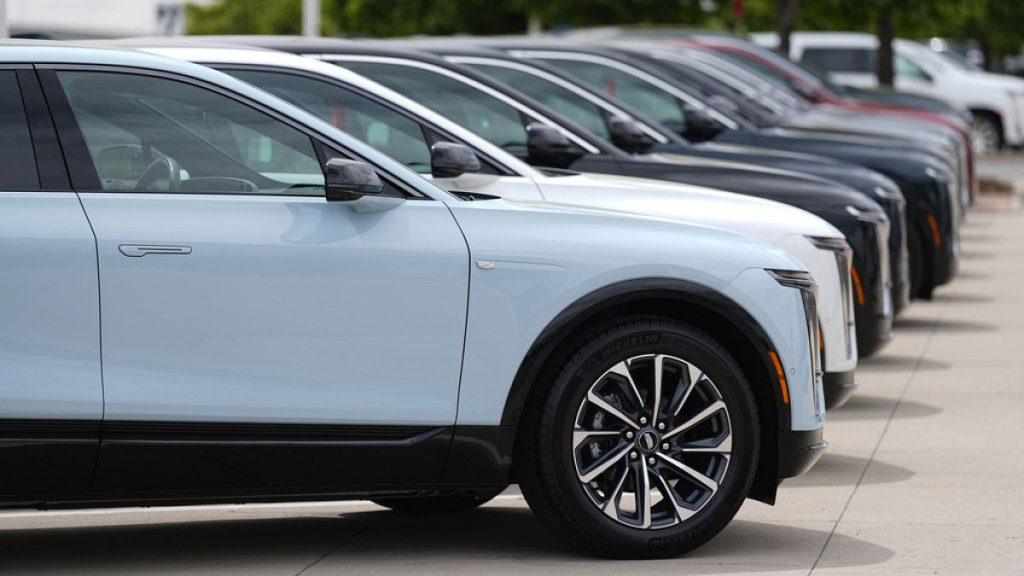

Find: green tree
186;0;304;35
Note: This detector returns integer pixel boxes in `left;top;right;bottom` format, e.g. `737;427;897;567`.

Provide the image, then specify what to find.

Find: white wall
7;0;216;38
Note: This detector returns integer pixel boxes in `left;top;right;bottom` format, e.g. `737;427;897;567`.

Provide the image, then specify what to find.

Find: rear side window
0;71;40;190
800;48;875;74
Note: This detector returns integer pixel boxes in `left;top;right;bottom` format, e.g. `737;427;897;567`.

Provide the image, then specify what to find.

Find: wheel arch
968;107;1005;148
500;277;791;504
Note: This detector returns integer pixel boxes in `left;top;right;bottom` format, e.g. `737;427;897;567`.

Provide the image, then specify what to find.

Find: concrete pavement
1;194;1022;575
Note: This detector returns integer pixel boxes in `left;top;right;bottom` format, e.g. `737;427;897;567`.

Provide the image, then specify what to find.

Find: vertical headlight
766;269;822;416
807;236;855;361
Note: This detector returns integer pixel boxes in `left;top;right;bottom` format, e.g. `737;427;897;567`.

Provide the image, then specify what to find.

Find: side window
55;71;325;195
340;61;531;156
0;71;40;190
800;48;874;74
225;69;434;174
895;55;929;80
467;63;611;140
541;59;686;131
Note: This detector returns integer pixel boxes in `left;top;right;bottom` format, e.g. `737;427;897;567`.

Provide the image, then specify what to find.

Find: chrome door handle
119;244;192;257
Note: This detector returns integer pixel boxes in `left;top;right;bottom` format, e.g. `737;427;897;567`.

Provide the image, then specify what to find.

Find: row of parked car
750;31;1024;155
0;30;971;558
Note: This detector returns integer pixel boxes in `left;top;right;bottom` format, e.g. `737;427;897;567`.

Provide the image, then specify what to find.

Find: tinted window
339;61;531;155
467;63;611;140
0;71;40;190
226;69;434;174
800;48;874;74
56;71;325;195
539;58;686;132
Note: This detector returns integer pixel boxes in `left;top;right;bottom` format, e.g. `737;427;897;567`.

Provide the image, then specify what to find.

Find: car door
221;66;544;201
40;66;470;492
0;68;103;496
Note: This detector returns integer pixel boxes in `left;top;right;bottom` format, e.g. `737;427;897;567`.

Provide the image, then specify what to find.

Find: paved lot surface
1;187;1023;574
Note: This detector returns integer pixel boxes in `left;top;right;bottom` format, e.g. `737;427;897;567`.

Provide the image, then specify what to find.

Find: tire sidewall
541;319;759;554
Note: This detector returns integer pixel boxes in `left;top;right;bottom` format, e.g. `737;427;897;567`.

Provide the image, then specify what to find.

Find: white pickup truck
753;31;1024;154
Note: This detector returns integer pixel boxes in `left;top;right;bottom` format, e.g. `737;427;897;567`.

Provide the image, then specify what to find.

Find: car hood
958;70;1024;91
444;196;804;289
529;171;843;246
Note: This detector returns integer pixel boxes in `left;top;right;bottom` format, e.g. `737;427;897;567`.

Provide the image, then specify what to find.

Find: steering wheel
135;157;182;192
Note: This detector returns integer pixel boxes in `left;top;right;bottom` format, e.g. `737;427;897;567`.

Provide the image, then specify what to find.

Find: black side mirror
608;117;655;154
683;107;724;142
526;122;585;168
431;142;481;178
789;79;821;102
325;158;383;201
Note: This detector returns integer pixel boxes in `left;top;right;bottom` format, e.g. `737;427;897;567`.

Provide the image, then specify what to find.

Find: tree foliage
185;0;1024;68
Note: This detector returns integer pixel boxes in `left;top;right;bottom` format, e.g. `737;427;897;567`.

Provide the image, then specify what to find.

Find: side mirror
789;79;821;101
325;158;383;201
431;142;481;178
526;122;585;168
682;106;724;142
608;117;655;154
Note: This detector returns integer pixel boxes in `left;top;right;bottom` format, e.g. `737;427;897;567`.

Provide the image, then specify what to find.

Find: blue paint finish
0;46;824;440
0;192;102;420
724;268;824;431
447;198;807;426
80;193;469;425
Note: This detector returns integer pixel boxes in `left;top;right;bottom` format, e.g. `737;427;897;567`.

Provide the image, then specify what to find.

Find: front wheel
970;115;1001;156
517;316;759;558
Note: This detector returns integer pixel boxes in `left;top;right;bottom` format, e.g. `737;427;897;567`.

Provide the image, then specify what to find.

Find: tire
970;115;1002;156
371;489;505;513
516;315;759;558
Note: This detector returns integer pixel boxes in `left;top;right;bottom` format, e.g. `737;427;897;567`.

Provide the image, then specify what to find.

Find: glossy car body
0;43;825;528
216;36;895;359
132;43;859;408
757;32;1024;152
487;41;959;303
650;32;978;202
417;43;911;319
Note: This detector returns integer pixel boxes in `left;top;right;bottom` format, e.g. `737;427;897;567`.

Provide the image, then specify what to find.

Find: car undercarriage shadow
0;503;894;574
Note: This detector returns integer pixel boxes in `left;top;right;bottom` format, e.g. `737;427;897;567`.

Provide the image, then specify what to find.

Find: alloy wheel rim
572;353;732;529
971;120;999;155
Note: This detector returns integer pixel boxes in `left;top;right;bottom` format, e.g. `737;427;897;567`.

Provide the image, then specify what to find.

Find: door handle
119;244;192;257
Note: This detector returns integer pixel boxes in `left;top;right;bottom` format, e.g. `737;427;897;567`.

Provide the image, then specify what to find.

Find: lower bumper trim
823;368;857;410
777;427;827;480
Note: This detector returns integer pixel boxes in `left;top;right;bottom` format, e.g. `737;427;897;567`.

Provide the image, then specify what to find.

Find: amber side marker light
768;350;790;404
927;213;943;247
850;265;866;306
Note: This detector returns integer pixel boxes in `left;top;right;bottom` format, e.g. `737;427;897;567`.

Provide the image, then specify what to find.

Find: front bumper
851;216;894;357
823;368;857;410
777;427;828;479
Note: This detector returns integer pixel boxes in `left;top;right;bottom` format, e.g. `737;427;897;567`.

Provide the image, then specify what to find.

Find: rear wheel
517;316;759;558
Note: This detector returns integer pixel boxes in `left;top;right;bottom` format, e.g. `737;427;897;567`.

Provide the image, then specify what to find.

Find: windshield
464;62;612;140
224;68;434;174
539;57;689;134
937;50;979;71
338;60;533;156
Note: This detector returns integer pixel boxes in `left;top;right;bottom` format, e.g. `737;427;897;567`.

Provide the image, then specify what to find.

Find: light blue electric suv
0;44;825;558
